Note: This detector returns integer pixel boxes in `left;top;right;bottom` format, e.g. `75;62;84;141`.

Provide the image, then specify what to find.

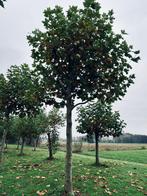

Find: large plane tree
27;0;140;194
77;102;126;166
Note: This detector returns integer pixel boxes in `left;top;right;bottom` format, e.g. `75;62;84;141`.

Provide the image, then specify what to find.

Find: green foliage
8;110;48;145
0;74;14;118
27;0;140;106
47;108;65;131
0;74;13;159
77;101;126;138
0;115;15;143
27;0;140;192
46;108;65;155
114;133;147;143
12;116;34;139
32;110;49;138
7;64;43;117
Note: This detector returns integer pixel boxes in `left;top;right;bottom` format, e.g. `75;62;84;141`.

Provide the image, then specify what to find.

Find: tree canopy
7;64;43;117
0;74;14;118
27;0;140;194
27;0;140;107
0;73;14;161
45;108;65;159
77;102;125;138
77;101;126;165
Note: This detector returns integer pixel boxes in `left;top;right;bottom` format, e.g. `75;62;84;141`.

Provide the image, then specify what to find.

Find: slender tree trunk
36;136;39;147
0;129;7;162
64;100;73;195
47;132;53;159
5;140;8;149
16;137;20;150
33;138;37;151
95;132;100;166
19;137;25;156
28;136;32;146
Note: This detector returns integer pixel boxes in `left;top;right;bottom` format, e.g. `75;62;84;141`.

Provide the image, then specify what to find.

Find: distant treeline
113;133;147;144
76;133;147;144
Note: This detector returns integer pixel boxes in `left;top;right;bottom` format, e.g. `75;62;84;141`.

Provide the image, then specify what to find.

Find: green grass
81;149;147;164
0;146;147;195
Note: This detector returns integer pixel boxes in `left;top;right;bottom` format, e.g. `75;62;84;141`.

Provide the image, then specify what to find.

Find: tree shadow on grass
17;153;27;156
91;162;109;168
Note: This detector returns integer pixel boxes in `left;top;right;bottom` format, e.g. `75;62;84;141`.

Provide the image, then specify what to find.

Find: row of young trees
0;105;64;160
0;63;64;161
0;0;140;195
0;64;41;161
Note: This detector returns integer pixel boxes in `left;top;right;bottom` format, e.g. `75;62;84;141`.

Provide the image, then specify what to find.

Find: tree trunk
47;132;53;159
0;129;7;162
33;138;37;151
28;136;32;146
5;140;8;149
95;132;100;166
36;136;39;147
16;137;20;150
64;100;73;195
19;137;25;156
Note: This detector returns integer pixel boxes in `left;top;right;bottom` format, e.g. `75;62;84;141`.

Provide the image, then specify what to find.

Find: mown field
0;145;147;196
81;150;147;164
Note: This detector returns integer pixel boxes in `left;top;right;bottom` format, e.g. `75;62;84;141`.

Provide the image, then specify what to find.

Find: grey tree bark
33;138;37;151
16;137;20;150
47;132;53;159
5;139;8;149
19;137;25;156
95;132;100;166
64;99;73;195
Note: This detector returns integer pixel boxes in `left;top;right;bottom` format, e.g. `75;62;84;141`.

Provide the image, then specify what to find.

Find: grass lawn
81;149;147;164
0;146;147;196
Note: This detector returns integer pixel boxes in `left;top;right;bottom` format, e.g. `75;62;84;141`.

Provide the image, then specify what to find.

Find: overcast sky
0;0;147;138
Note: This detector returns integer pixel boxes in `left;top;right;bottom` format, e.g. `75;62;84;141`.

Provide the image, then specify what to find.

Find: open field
59;142;147;152
0;146;147;195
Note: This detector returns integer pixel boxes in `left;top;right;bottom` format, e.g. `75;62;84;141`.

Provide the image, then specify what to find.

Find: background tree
6;64;43;155
12;116;33;155
0;74;14;162
27;0;140;194
46;108;64;160
32;111;48;151
0;116;15;149
0;111;7;161
7;64;43;118
77;101;126;165
114;133;147;144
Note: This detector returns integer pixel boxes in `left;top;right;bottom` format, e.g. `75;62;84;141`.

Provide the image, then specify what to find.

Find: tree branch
72;100;89;110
